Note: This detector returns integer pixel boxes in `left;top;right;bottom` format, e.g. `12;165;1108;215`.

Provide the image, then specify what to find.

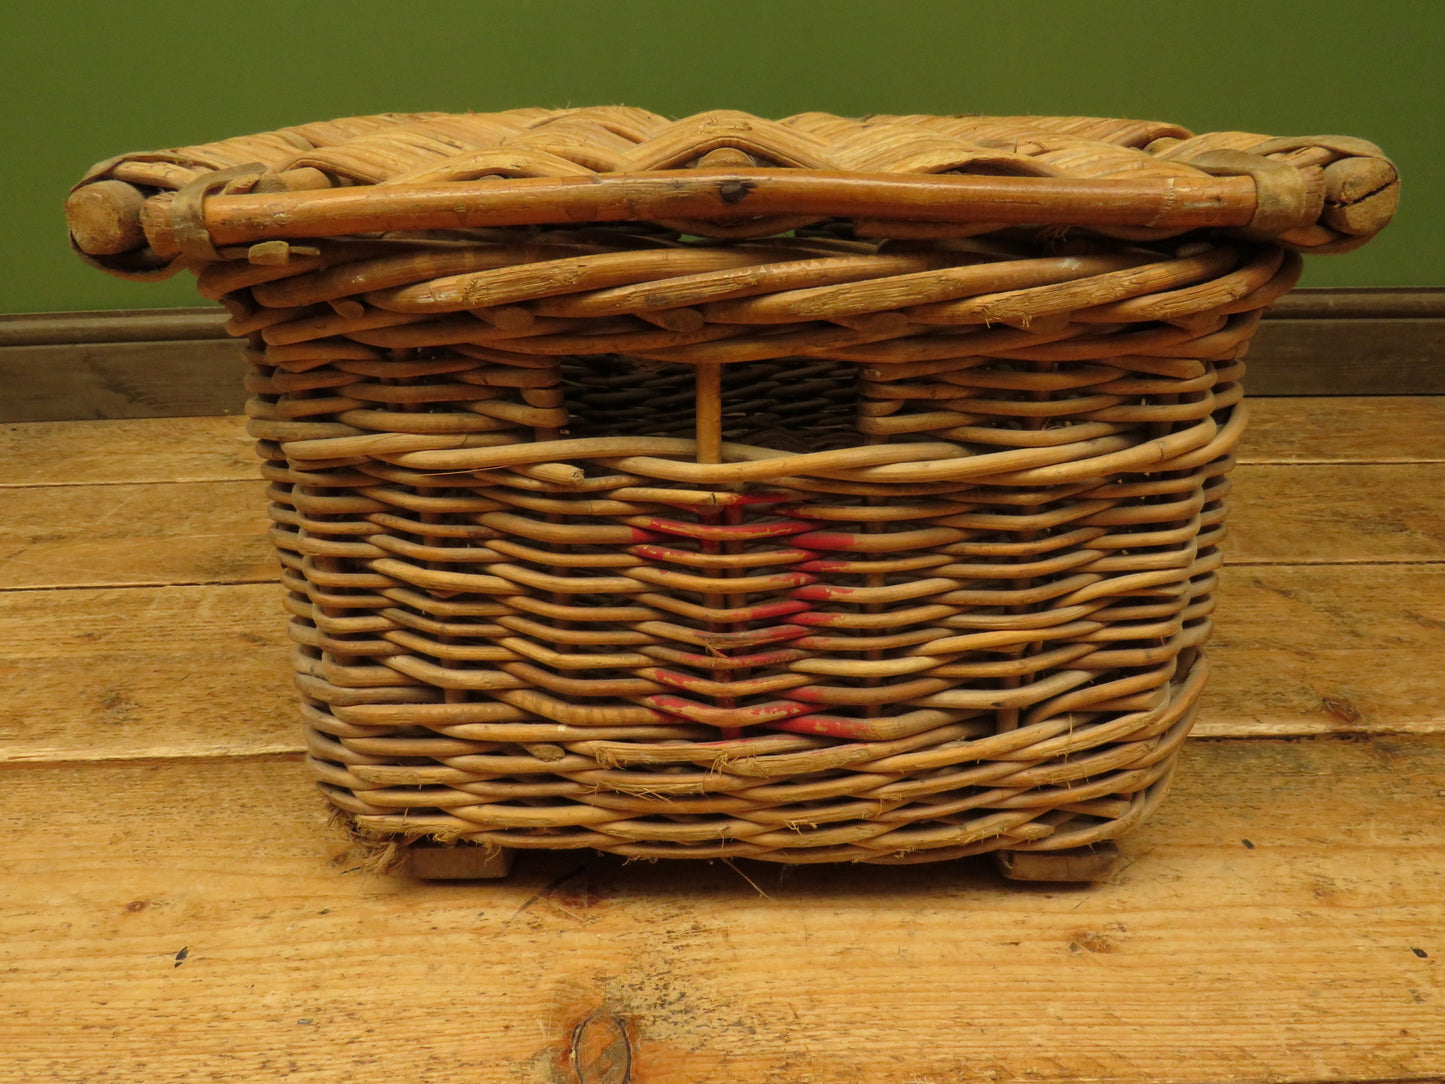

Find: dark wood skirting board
0;307;229;347
1248;316;1445;396
1;289;1440;422
1265;287;1445;320
0;340;247;423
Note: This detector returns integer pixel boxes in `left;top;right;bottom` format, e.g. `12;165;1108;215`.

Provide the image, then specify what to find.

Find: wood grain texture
1266;287;1445;320
1246;318;1445;396
0;583;294;763
0;307;227;347
1205;565;1445;738
1227;463;1445;565
0;340;247;423
0;415;254;486
1;739;1441;1083
0;403;1436;763
0;481;272;590
2;401;1434;490
0;461;1430;594
0;323;1437;424
1239;397;1445;464
0;569;1437;763
1;295;1442;424
0;397;1438;1079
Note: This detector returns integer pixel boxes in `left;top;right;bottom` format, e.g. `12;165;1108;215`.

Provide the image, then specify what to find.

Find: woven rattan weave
68;108;1396;865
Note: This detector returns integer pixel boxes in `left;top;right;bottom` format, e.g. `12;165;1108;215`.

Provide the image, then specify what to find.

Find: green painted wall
3;0;1440;313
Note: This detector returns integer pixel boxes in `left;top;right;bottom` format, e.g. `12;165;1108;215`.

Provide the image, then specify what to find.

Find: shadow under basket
66;108;1397;878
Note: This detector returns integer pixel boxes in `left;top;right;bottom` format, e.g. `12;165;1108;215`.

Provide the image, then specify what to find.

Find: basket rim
65;107;1397;278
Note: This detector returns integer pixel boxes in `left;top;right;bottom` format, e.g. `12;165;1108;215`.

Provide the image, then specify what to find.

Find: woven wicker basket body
68;109;1396;864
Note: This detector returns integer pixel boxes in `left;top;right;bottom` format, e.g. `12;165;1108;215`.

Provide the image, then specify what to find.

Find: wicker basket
67;109;1396;870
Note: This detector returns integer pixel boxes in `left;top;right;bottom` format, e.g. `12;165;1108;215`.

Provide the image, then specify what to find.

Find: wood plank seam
1229;559;1445;566
13;725;1440;771
0;577;280;595
0;749;307;768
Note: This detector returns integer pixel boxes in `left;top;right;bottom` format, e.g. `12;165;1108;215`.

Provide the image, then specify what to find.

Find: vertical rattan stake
694;361;743;738
695;362;723;466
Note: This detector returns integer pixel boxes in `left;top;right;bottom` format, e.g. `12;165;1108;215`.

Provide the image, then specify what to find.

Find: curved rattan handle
65;116;1398;263
70;168;1275;259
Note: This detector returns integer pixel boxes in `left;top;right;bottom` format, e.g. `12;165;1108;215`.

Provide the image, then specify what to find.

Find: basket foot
406;843;514;880
994;842;1123;883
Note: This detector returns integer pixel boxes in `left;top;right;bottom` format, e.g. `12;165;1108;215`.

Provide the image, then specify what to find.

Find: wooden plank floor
1;398;1442;1083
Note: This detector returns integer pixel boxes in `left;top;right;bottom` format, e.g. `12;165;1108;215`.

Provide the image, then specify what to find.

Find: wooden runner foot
406;843;515;880
994;842;1123;883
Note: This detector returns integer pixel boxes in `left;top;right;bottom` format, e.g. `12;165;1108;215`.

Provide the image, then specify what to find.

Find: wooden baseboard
1248;288;1445;396
1;289;1440;422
